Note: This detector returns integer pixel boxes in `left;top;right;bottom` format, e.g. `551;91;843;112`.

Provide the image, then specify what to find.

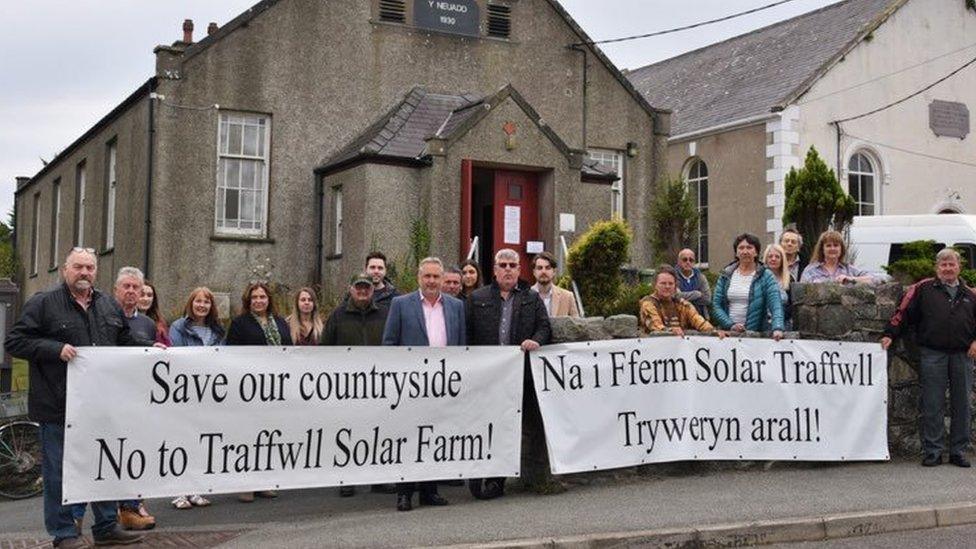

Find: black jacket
321;300;388;346
884;277;976;352
466;281;551;346
5;283;154;423
225;314;293;346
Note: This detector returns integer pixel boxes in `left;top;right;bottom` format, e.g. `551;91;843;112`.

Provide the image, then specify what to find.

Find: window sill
98;247;114;257
211;235;275;244
325;254;343;261
48;266;59;273
29;272;38;279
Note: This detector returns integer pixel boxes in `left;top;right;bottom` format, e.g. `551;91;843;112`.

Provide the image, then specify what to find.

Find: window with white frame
333;186;343;255
105;141;117;249
75;161;86;246
216;112;270;236
848;152;876;216
49;179;60;269
686;158;709;264
30;193;40;275
587;149;624;218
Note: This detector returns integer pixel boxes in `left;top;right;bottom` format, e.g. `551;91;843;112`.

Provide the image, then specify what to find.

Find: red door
492;170;539;281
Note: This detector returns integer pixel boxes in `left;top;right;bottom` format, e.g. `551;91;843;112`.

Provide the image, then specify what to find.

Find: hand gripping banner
63;346;523;503
529;337;888;474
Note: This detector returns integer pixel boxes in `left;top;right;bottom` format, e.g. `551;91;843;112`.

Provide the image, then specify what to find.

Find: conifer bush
566;219;632;317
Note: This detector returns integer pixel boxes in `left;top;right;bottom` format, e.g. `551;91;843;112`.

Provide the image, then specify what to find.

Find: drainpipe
568;44;588;149
833;121;843;181
144;90;156;277
315;174;324;284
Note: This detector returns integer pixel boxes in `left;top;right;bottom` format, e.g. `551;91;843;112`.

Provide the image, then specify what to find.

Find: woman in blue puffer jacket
712;233;785;339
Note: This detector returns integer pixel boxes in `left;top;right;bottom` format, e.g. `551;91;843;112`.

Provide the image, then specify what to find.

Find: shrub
650;175;699;265
782;147;856;260
567;219;632;317
607;282;652;317
884;240;976;284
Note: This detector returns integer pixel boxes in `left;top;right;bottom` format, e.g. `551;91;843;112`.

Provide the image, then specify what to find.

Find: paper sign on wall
526;241;544;254
504;206;521;244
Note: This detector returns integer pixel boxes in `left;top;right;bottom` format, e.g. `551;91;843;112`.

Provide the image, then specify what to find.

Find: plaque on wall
414;0;481;37
929;100;970;139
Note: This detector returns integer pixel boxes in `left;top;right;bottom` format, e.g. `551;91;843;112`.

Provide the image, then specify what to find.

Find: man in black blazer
382;257;465;511
465;248;551;499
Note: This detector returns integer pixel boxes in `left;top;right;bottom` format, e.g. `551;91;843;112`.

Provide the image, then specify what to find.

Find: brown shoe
93;524;145;545
238;492;255;503
55;537;87;549
117;507;155;531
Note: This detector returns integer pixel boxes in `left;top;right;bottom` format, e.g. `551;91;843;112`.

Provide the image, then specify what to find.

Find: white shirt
727;270;753;325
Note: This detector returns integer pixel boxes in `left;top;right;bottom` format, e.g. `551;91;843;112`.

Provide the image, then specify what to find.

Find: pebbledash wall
549;282;955;459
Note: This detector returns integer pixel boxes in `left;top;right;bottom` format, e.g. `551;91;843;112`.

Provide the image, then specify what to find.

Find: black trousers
397;481;438;498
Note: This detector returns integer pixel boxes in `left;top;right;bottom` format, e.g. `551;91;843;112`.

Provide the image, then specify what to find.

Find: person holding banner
168;287;224;509
882;248;976;468
800;230;875;284
6;248;156;548
382;257;466;511
712;233;785;340
466;248;552;499
226;281;292;502
763;244;793;330
639;265;718;336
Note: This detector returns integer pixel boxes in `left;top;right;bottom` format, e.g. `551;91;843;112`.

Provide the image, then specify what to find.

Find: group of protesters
7;222;976;547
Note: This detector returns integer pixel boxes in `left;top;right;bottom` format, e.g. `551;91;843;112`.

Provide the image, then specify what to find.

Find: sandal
172;496;192;510
188;494;211;507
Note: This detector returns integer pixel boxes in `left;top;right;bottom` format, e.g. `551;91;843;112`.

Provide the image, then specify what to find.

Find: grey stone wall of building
15;97;151;296
666;123;767;268
547;282;968;459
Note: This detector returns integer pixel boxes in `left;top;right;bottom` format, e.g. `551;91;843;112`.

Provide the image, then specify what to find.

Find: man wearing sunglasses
675;248;711;320
7;248;159;548
465;248;551;500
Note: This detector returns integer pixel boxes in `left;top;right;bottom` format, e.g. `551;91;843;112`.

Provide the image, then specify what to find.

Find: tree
782;146;856;259
0;209;16;279
649;174;699;265
567;219;632;317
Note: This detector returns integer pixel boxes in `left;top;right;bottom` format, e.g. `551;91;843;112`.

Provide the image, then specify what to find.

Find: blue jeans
918;347;974;457
40;423;118;542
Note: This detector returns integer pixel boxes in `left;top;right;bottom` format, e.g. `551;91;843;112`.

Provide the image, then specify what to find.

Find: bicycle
0;391;42;499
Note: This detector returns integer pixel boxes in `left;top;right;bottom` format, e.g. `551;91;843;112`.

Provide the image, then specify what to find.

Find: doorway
461;161;540;282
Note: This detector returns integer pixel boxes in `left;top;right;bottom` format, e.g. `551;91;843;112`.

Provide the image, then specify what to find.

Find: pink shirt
420;292;448;347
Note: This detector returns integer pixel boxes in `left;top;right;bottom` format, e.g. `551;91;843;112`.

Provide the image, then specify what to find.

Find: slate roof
316;88;483;172
626;0;902;137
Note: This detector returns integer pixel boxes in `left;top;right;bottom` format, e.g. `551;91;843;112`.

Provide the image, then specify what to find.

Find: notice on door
504;206;521;245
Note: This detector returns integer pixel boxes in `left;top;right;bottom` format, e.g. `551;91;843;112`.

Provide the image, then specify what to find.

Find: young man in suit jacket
530;252;579;317
382;257;466;511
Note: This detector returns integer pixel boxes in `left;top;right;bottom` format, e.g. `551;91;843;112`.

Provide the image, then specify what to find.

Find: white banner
64;346;523;503
529;337;888;474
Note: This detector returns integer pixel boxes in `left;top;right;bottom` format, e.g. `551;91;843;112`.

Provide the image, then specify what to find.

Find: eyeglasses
679;257;695;262
496;262;519;269
71;247;96;254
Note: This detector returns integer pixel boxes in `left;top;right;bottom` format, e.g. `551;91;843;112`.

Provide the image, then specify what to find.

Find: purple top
799;261;871;283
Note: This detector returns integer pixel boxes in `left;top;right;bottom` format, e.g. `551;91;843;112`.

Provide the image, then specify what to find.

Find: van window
888;242;946;265
952;244;976;269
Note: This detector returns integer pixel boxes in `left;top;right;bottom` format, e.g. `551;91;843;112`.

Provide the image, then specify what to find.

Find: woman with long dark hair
137;281;172;346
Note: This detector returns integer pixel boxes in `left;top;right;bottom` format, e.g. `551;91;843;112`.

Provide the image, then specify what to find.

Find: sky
0;0;843;224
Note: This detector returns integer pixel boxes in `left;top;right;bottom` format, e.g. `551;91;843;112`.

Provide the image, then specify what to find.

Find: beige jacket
533;284;580;318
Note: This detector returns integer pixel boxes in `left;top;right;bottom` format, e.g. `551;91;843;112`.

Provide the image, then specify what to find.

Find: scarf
254;313;282;346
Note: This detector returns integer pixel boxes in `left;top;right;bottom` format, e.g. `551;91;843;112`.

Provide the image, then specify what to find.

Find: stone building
13;0;670;313
628;0;976;268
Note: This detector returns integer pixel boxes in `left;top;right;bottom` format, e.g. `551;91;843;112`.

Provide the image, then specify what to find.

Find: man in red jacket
882;248;976;468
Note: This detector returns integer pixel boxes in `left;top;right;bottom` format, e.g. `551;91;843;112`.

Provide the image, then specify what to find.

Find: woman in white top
712;233;785;339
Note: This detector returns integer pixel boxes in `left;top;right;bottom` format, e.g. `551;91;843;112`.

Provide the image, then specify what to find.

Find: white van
848;214;976;277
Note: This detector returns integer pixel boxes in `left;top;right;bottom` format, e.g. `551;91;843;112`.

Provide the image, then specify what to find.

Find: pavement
2;459;976;548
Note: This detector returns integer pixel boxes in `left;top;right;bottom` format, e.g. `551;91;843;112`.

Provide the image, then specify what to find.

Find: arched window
686;159;708;263
848;153;876;216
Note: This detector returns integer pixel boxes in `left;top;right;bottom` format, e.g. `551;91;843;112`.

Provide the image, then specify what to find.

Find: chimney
183;19;194;44
15;176;30;191
208;22;218;36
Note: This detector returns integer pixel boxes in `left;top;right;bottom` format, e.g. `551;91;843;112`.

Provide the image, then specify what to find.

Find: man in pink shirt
382;257;466;511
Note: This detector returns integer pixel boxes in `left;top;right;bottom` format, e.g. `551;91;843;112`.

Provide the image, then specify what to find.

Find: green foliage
567;219;632;317
884;240;976;284
968;0;976;12
650;175;699;265
12;358;29;392
782;146;856;259
408;214;431;271
0;210;17;279
606;282;652;317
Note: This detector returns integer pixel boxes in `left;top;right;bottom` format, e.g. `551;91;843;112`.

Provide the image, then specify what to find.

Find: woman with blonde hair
800;230;875;284
287;287;324;345
167;287;224;509
763;244;793;330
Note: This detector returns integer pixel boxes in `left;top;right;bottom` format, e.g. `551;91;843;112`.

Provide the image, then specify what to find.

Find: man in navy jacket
382;257;465;511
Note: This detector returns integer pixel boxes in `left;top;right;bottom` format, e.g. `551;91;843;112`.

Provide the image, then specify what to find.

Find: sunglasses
496;262;519;269
72;247;96;254
679;257;695;262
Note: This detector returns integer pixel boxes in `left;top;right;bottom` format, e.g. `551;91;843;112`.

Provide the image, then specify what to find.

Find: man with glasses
465;249;551;499
6;248;158;548
675;248;711;319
